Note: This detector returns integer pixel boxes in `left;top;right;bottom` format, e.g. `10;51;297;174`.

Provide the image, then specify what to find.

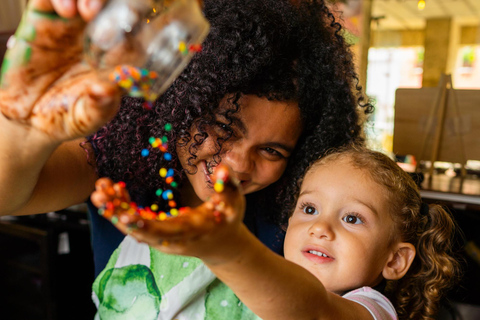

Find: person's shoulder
343;287;397;320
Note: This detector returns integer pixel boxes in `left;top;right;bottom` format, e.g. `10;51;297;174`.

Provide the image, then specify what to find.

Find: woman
0;0;372;300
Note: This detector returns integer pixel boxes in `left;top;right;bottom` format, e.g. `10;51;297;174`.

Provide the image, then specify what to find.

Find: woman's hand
0;0;121;141
91;164;247;264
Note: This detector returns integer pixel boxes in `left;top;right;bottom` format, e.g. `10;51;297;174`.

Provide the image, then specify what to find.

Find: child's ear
382;243;416;280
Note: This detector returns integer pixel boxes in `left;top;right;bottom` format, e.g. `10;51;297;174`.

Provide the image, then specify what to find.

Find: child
95;144;461;319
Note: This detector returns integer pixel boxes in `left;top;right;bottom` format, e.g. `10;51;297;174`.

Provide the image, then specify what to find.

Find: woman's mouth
202;161;214;185
202;161;251;192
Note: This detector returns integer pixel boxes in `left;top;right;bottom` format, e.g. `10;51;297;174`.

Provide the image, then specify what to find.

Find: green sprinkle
149;137;156;144
161;136;168;143
164;123;172;131
98;208;105;216
171;182;178;188
111;216;119;225
156;189;163;197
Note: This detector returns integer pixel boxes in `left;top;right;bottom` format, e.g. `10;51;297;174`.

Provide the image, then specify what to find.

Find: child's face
177;94;302;204
284;157;397;294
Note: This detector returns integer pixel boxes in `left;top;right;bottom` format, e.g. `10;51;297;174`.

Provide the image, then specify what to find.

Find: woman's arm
0;115;99;216
0;0;119;216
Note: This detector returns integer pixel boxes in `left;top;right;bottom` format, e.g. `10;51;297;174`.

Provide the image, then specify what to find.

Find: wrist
1;112;61;153
202;223;266;268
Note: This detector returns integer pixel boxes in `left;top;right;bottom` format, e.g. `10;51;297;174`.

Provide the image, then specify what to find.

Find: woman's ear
382;243;416;280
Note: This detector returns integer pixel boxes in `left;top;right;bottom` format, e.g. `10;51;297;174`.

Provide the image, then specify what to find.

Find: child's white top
343;287;397;320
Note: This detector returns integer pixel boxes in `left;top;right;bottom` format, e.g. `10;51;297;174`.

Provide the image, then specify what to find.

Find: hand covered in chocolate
0;0;121;141
91;164;246;262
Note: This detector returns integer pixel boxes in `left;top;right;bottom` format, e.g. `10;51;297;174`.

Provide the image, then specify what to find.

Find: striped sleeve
342;287;397;320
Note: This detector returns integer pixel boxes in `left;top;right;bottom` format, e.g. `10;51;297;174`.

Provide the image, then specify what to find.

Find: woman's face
177;94;302;204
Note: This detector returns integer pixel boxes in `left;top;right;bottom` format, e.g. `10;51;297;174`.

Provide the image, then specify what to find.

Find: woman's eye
216;122;228;131
262;147;284;159
214;122;232;136
303;206;318;215
343;214;363;225
265;147;279;155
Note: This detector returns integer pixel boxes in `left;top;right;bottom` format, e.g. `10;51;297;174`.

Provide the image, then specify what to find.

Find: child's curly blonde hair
304;143;462;320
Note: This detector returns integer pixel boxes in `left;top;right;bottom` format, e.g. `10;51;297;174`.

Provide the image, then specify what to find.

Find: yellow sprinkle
158;212;167;221
170;208;179;216
118;79;133;88
159;168;167;177
120;202;130;209
214;182;224;193
151;204;159;211
178;41;186;52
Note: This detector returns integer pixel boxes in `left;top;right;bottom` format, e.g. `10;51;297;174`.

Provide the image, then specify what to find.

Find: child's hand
0;0;120;142
91;164;247;263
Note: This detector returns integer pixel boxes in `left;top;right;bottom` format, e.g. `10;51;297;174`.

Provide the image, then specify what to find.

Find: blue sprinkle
162;190;172;200
167;168;175;177
164;153;172;161
141;149;150;157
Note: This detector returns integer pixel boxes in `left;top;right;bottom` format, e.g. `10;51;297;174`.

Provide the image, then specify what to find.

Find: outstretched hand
0;0;120;141
91;164;247;263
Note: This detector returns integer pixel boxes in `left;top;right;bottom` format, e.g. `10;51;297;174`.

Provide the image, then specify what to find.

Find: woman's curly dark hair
89;0;373;220
309;144;462;320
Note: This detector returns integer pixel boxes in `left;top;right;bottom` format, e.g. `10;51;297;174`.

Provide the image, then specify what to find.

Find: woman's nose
309;216;335;240
222;143;254;180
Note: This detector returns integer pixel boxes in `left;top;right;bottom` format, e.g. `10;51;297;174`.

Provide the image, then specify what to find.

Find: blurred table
420;173;480;211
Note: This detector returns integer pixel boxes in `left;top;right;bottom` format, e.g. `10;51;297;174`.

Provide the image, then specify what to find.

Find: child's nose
309;217;335;241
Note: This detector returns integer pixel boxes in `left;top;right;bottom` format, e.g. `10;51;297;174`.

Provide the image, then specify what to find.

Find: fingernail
88;0;102;14
61;0;75;12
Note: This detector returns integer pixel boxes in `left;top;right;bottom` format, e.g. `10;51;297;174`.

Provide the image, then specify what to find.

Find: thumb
210;164;245;220
68;77;121;137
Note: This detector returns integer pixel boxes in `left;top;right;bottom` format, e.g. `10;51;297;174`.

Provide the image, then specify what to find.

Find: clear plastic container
84;0;210;102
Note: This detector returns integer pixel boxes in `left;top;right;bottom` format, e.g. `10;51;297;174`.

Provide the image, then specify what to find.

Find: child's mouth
308;250;330;258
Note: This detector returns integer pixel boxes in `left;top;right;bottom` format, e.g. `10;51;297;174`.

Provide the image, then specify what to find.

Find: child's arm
92;166;376;320
204;224;374;320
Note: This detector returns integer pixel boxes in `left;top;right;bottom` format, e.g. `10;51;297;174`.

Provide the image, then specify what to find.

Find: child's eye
302;205;318;215
343;214;364;225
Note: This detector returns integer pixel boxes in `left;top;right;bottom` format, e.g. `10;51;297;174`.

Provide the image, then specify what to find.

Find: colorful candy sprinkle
110;65;159;109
